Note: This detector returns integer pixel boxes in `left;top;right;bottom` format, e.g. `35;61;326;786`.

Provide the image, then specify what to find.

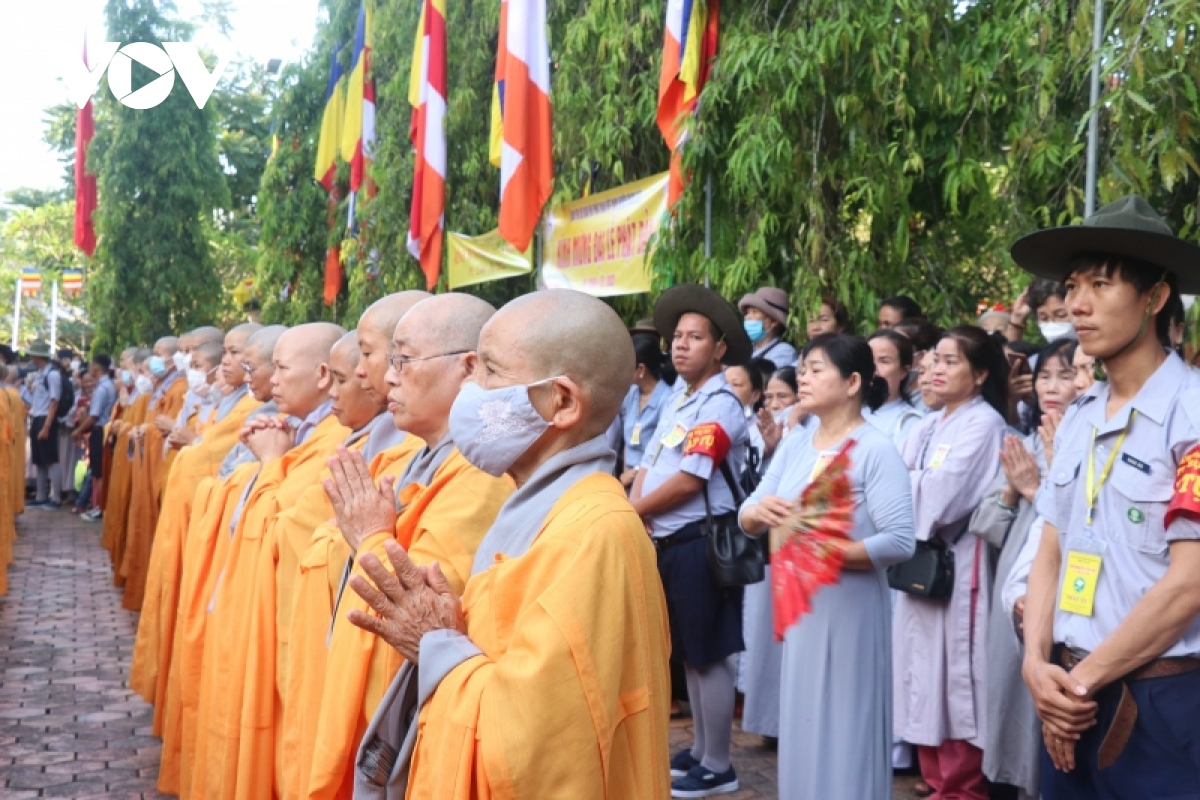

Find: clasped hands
1023;657;1098;773
241;416;295;463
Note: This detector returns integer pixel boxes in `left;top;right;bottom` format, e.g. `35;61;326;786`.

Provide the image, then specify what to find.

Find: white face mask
70;359;81;372
1039;321;1076;342
186;368;209;396
173;351;190;372
135;374;154;395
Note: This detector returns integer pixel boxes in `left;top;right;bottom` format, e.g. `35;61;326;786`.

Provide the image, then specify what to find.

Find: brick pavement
0;507;923;799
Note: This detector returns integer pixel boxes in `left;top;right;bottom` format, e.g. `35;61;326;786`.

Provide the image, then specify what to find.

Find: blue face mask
148;355;169;378
448;378;559;477
744;319;766;344
120;369;133;387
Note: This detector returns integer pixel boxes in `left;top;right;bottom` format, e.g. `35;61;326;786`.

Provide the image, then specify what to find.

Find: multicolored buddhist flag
657;0;720;208
314;46;347;191
407;0;447;290
74;38;97;257
488;0;509;169
61;270;84;296
20;268;41;297
494;0;553;253
342;2;376;232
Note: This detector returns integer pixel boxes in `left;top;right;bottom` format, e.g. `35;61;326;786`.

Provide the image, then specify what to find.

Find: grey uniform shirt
639;372;748;537
89;376;117;425
29;364;62;418
1035;352;1200;657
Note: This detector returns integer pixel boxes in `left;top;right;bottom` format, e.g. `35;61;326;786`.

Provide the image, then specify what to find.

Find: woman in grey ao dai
740;334;915;799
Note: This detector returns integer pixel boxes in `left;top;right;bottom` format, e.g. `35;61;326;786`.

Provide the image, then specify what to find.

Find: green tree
87;0;229;351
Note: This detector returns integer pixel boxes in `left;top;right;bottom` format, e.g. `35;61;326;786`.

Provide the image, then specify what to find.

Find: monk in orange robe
157;326;226;479
345;291;672;800
129;329;259;723
164;326;286;798
192;323;351;800
277;291;432;800
300;294;513;800
4;366;25;519
103;347;153;577
122;335;189;610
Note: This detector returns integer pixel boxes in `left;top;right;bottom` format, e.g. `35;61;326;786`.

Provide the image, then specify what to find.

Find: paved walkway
0;508;922;799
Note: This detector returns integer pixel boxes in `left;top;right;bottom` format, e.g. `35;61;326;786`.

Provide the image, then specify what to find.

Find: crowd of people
0;193;1198;800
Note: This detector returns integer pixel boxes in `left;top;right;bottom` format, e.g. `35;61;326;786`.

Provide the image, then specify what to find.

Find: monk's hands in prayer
244;417;295;463
1039;410;1062;467
324;445;397;552
1023;659;1097;747
154;414;176;435
1000;435;1040;504
346;540;465;663
167;426;197;450
130;424;147;443
757;407;783;456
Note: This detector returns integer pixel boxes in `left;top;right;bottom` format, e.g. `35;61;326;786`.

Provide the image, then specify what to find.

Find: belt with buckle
1056;645;1200;769
652;526;703;553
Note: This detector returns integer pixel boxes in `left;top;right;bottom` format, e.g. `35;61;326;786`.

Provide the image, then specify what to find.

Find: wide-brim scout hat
654;284;752;366
25;340;53;359
629;317;659;337
1011;195;1200;294
737;287;790;327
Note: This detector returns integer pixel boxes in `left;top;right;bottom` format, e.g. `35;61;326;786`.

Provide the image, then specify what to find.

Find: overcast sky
0;0;321;200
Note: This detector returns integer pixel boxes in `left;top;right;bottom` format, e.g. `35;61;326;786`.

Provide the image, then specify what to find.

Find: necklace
814;416;864;450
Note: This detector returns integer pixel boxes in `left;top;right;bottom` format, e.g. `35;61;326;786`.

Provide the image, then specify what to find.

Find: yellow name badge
630;423;642;446
929;444;951;469
661;423;688;449
1059;551;1103;617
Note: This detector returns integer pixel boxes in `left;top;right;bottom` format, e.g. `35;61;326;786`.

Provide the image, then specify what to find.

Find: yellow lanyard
1085;410;1136;526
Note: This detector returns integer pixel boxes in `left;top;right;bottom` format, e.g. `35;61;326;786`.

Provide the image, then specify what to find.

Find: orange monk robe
280;441;422;800
195;414;350;800
4;386;24;516
122;376;189;610
304;448;514;800
405;474;672;800
165;462;260;798
0;390;16;594
103;393;151;580
129;389;261;712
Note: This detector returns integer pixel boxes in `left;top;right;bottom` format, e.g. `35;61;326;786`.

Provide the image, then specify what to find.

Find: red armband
1166;445;1200;529
683;422;731;463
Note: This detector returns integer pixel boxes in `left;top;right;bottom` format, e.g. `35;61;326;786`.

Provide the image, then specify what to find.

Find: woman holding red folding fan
740;333;916;800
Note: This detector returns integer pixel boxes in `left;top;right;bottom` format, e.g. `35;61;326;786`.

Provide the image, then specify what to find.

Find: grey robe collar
359;413;408;463
217;400;277;478
215;383;249;422
470;434;616;576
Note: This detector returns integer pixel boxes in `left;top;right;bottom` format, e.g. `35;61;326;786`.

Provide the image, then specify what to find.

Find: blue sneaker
669;748;699;778
670;764;739;798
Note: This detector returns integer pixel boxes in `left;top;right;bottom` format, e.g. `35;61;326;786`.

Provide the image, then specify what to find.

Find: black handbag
887;539;955;599
704;460;766;588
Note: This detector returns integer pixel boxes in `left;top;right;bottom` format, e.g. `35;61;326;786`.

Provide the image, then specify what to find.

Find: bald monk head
269;322;346;418
388;293;495;445
189;326;224;347
329;332;382;430
355;291;432;403
221;322;264;389
472;290;633;484
190;341;225;396
243;325;287;402
153;336;180;359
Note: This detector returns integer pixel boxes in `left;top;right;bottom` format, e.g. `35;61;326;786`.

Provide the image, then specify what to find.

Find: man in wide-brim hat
631;284;751;797
737;286;798;369
24;339;64;509
1012;195;1200;799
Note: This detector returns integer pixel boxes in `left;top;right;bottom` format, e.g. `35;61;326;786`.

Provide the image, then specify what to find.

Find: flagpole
1084;0;1104;218
50;281;59;352
10;278;20;344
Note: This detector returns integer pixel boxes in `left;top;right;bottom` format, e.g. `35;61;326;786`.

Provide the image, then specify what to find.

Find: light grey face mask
1039;321;1076;342
448;378;561;477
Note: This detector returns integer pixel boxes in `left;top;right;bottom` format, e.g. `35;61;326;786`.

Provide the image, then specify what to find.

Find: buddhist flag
74;38;97;257
20;268;41;297
62;270;84;297
657;0;720;207
488;0;509;169
494;0;553;253
342;2;376;232
407;0;447;290
314;45;347;191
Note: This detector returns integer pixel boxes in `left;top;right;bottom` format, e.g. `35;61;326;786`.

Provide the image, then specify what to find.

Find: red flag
74;40;97;257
